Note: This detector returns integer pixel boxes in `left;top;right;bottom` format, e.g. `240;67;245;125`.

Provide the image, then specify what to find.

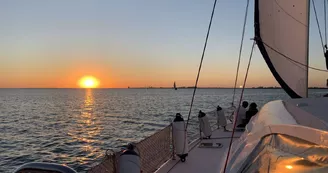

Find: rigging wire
185;0;218;130
312;0;326;54
260;40;328;72
223;40;256;173
325;0;327;46
231;0;251;107
326;0;328;71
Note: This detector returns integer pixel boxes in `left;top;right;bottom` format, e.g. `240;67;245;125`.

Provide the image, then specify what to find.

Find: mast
306;0;310;98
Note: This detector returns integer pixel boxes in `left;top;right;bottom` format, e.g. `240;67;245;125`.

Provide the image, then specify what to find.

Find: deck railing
87;109;226;173
87;124;173;173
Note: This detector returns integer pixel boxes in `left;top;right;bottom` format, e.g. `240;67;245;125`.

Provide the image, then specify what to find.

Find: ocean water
0;88;326;172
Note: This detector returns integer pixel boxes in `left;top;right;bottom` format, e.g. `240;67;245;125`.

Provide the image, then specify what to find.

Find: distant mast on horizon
174;81;177;90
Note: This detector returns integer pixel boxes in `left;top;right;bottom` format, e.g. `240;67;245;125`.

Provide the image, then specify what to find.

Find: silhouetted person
216;105;227;131
245;102;258;125
234;101;248;128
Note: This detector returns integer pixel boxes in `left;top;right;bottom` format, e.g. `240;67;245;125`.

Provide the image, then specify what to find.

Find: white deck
155;125;243;173
155;98;328;173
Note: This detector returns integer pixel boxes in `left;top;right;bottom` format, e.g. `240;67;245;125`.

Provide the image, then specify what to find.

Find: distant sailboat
173;82;177;90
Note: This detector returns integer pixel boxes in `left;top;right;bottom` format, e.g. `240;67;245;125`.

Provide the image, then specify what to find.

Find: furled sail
255;0;309;98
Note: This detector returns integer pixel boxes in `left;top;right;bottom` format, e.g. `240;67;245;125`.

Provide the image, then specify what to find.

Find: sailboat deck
155;126;243;173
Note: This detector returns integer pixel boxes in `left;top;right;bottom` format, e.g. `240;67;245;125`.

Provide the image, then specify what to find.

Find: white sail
255;0;309;98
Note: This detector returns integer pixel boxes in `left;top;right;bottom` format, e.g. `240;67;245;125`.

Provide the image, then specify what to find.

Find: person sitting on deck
245;102;258;125
233;101;248;128
216;105;227;131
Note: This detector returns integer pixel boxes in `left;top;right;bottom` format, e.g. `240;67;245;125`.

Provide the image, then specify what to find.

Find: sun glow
79;76;99;88
285;165;293;170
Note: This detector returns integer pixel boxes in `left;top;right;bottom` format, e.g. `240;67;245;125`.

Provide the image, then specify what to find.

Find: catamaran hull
221;98;328;173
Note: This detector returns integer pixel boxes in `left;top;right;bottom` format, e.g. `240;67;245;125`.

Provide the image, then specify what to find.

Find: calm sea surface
0;88;327;172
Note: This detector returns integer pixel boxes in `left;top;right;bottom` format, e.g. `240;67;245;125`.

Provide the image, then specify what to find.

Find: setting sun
79;76;99;88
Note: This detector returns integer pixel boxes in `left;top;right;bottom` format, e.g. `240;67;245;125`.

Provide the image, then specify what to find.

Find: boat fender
198;111;212;138
119;143;141;173
172;113;188;162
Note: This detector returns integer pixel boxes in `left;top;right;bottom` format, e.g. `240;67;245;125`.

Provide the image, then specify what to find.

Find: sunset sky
0;0;327;88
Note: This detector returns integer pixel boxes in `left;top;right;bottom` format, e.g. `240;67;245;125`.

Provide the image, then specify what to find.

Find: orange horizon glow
0;60;326;88
78;76;100;88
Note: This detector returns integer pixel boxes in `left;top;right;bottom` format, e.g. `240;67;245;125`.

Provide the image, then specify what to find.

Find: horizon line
0;86;326;89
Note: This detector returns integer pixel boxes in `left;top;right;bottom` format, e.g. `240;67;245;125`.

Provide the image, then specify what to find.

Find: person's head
242;101;249;108
176;113;182;117
217;105;222;111
250;102;257;109
198;110;205;117
127;142;136;150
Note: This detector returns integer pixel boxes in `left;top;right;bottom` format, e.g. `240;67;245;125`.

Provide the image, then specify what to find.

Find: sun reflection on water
82;89;94;124
67;89;104;168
